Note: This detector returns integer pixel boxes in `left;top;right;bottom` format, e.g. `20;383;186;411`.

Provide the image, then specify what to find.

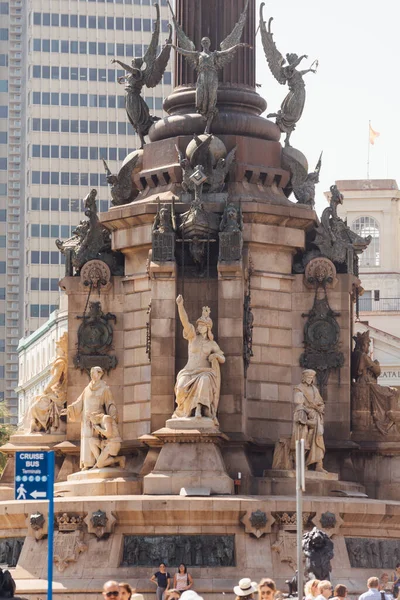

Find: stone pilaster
217;260;245;435
149;261;177;431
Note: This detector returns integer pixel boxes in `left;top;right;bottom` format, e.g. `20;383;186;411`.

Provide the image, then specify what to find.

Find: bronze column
174;0;255;88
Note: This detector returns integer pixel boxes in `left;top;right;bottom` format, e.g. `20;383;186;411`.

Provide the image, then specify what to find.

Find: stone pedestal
54;467;140;497
259;468;365;496
143;425;234;495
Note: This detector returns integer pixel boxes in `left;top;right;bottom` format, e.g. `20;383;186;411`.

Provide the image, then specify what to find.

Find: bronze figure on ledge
112;3;172;148
259;3;317;146
168;0;251;133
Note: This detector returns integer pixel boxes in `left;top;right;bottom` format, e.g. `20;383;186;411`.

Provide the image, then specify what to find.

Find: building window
351;216;380;267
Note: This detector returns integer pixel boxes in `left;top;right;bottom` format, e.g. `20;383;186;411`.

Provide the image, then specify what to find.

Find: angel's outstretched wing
167;1;198;69
220;0;249;51
142;4;161;81
214;47;242;70
259;3;287;85
145;24;173;88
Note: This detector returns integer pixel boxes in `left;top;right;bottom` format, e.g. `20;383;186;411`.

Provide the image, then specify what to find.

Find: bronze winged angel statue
112;3;172;148
259;3;317;147
168;0;251;133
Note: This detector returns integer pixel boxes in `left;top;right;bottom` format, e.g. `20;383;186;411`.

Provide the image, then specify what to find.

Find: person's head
103;581;120;600
119;583;133;600
195;307;213;340
159;563;167;573
178;564;187;574
234;578;258;600
367;578;379;590
302;369;316;386
380;574;389;589
304;580;320;598
165;590;181;600
333;585;347;599
317;581;332;599
258;578;276;600
396;564;400;572
201;37;211;51
91;366;104;382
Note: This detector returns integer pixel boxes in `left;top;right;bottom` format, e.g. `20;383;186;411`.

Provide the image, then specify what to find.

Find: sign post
15;450;55;600
296;439;305;600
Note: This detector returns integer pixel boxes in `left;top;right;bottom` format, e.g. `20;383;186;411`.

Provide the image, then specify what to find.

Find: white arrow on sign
30;490;46;499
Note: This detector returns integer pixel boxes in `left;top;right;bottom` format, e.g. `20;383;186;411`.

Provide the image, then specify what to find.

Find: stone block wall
122;246;152;440
217;268;245;434
244;231;300;442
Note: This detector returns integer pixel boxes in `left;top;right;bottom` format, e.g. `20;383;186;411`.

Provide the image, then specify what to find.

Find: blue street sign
15;451;49;500
15;451;55;600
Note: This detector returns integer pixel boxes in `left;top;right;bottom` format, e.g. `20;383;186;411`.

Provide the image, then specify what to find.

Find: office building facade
0;0;172;422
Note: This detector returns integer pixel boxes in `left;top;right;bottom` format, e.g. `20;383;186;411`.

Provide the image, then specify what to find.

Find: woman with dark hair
119;583;133;600
173;564;193;592
332;584;347;600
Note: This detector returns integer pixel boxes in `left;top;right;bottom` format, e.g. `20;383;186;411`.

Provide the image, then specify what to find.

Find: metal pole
296;439;305;600
47;451;55;600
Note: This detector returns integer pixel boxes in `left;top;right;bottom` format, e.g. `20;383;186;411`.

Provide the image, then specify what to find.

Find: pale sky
254;0;399;215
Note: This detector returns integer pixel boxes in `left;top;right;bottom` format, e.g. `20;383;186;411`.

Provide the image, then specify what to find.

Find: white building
16;306;67;426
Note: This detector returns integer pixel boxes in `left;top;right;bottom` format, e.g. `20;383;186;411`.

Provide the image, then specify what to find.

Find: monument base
143;427;234;495
54;467;141;497
259;468;365;496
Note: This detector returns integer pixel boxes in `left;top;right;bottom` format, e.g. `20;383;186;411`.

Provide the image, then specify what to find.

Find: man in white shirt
359;577;391;600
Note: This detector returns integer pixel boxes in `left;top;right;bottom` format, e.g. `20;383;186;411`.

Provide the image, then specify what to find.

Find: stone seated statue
171;295;225;426
18;333;68;435
352;331;400;435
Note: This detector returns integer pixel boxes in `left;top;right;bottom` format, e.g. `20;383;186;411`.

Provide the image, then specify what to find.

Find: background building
336;178;400;388
16;306;67;426
0;0;172;422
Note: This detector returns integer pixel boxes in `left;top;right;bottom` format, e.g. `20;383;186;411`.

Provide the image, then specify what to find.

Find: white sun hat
234;579;258;597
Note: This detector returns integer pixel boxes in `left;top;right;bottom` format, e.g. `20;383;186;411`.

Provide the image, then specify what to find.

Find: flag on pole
369;123;380;145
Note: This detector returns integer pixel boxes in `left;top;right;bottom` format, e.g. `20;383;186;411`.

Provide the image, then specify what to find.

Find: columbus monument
0;0;400;597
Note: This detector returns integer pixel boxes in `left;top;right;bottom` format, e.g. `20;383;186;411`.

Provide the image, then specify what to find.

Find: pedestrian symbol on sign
16;483;27;500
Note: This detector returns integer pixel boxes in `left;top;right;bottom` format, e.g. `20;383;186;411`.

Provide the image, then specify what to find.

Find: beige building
0;0;172;422
336;179;400;388
336;179;400;335
16;306;67;425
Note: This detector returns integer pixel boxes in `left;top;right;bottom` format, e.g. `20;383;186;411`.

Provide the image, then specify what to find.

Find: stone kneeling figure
89;412;126;470
291;369;326;473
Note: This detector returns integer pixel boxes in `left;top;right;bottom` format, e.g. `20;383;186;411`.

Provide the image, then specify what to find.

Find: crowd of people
101;565;400;600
